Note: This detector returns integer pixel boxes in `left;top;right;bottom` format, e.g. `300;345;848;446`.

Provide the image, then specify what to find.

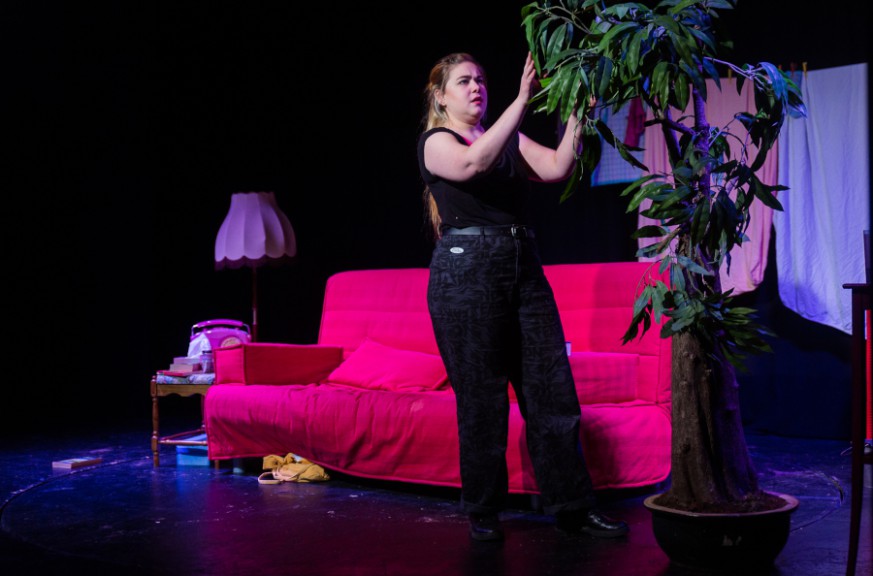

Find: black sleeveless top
417;127;530;230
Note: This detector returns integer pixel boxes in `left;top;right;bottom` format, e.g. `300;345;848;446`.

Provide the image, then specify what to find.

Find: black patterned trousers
427;229;596;516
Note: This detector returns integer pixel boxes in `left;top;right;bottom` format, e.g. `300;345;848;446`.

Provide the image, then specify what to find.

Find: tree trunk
655;331;780;513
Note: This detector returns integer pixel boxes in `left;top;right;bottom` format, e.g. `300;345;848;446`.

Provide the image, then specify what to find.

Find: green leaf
621;321;640;345
579;129;602;177
672;71;690;110
561;69;581;121
593;117;617;147
701;57;721;86
736;71;746;95
559;160;586;203
676;255;712;277
651;282;667;322
673;165;694;183
627;182;670;213
650;206;691;224
666;28;696;70
750;176;784;210
665;183;693;206
596;56;614;98
598;21;637;51
668;0;701;15
712;159;738;175
689;198;710;245
546;65;570;114
651;61;671;106
659;257;671;275
653;13;680;36
627;30;642;75
678;60;706;98
688;25;717;55
750;132;777;171
636;242;665;259
632;225;668;239
615;141;649;171
546;22;569;66
669;307;696;331
632;285;652;317
620;174;660;197
708;0;737;9
759;62;786;101
671;264;686;292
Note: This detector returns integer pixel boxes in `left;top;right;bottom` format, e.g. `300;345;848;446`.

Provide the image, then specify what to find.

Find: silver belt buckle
511;225;523;238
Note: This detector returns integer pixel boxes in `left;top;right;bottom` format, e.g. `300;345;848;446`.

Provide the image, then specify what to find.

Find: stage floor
1;420;870;576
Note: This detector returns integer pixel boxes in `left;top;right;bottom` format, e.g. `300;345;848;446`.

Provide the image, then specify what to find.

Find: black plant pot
643;492;800;570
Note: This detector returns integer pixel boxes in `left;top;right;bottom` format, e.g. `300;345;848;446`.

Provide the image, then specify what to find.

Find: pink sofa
204;262;672;493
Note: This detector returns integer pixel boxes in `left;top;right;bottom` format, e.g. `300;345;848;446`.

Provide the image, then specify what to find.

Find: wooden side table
843;283;871;576
150;375;213;467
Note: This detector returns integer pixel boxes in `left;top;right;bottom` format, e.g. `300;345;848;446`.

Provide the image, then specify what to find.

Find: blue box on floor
175;433;209;466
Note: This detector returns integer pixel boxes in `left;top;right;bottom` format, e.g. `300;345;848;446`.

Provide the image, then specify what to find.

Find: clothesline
723;61;808;80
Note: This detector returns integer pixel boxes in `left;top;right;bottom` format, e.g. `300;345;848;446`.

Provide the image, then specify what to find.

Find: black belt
441;225;535;239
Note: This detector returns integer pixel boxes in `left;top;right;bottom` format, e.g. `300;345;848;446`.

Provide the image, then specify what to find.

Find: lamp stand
251;266;259;342
215;191;296;343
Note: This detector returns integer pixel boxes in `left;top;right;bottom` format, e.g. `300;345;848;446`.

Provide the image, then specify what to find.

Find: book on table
168;364;200;373
158;370;197;378
165;355;203;373
168;362;201;373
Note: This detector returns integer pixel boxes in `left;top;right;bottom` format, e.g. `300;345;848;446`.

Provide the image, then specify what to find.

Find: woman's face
440;61;487;124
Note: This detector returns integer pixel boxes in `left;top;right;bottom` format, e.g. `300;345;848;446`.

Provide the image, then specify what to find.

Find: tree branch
657;108;685;167
706;57;755;80
648;114;695;138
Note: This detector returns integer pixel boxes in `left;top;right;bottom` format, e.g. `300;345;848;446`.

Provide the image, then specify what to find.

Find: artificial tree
522;0;804;514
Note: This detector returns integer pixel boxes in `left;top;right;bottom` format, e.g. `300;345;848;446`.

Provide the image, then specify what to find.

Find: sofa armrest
214;343;344;385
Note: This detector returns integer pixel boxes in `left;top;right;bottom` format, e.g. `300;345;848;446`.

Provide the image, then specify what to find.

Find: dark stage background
5;1;869;440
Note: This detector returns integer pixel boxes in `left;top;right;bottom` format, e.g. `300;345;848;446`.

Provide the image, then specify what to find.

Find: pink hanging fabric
640;78;778;295
624;96;646;148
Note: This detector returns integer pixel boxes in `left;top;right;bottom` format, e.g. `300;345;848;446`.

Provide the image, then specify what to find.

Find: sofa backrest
318;262;671;404
543;262;671;405
318;268;438;357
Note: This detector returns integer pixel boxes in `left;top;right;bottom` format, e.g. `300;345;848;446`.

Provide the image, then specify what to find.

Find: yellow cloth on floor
258;453;330;484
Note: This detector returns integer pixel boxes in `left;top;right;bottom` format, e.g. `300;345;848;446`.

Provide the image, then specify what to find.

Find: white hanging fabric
774;63;869;334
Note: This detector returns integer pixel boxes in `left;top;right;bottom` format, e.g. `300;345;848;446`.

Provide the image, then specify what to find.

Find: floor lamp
214;191;297;342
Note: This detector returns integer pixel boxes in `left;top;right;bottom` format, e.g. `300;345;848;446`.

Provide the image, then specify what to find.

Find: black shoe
469;513;503;541
556;509;629;538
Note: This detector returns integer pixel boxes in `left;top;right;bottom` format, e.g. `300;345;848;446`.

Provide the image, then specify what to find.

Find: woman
417;52;629;542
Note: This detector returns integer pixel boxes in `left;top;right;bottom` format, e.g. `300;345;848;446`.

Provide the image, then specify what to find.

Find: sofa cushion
326;338;449;392
569;352;639;404
214;343;344;385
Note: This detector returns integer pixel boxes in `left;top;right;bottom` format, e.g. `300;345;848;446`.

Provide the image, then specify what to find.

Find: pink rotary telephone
188;319;251;356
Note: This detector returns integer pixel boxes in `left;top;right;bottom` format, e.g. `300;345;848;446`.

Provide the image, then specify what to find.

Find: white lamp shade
214;191;297;269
